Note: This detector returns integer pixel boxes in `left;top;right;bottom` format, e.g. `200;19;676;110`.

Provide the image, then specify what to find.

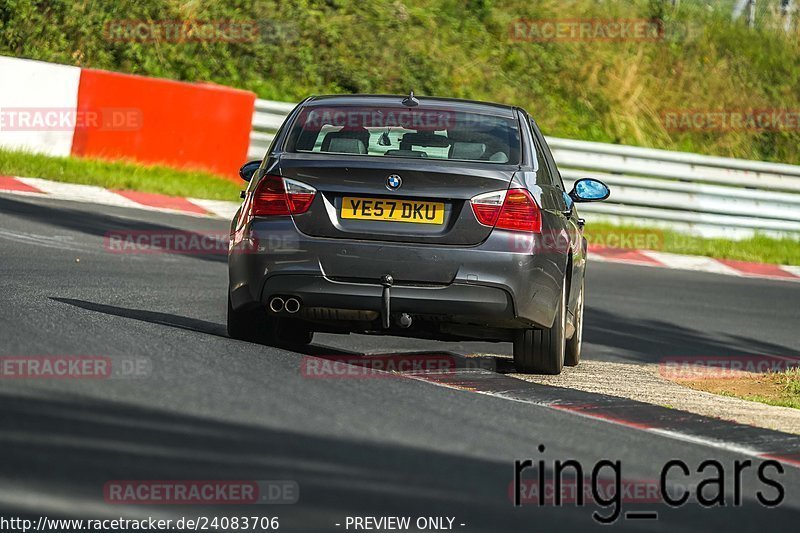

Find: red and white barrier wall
0;56;255;178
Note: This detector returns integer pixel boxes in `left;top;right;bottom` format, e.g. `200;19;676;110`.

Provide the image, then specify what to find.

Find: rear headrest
399;132;451;149
449;142;486;160
325;138;367;154
489;151;509;163
322;129;371;153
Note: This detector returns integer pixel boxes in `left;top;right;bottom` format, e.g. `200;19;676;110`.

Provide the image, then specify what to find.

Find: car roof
302;94;518;119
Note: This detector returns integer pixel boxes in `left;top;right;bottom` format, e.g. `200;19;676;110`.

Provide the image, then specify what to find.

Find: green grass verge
681;370;800;410
587;222;800;266
729;369;800;410
3;0;800;164
0;148;241;201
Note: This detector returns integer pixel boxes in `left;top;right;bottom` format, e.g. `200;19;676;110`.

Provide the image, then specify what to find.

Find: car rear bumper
229;218;568;330
257;273;514;324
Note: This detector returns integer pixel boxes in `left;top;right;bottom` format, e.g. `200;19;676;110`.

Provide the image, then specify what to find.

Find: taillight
470;190;505;226
251;175;316;216
283;179;316;214
470;188;541;233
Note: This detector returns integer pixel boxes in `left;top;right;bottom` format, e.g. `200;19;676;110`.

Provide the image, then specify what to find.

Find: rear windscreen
285;105;521;164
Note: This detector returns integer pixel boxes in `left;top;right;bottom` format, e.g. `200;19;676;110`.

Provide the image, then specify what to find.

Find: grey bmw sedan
228;94;610;374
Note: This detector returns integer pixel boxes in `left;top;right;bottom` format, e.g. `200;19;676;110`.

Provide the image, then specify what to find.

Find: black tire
227;294;314;347
227;294;276;343
513;280;566;374
565;277;584;367
275;318;314;346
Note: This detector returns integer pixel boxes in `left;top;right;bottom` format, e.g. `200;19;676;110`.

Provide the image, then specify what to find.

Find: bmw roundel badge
386;174;402;190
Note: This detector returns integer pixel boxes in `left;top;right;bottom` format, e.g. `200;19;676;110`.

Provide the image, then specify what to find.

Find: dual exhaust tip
269;296;412;328
269;296;300;314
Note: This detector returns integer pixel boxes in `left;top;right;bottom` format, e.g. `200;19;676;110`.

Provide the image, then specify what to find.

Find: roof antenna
402;90;419;107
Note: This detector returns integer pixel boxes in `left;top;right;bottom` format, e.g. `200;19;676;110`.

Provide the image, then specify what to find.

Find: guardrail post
747;0;757;28
783;0;794;32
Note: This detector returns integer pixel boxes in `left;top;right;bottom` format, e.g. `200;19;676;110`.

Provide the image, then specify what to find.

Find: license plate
341;197;445;225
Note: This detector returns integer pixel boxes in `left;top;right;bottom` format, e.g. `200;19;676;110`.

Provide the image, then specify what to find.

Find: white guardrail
249;99;800;239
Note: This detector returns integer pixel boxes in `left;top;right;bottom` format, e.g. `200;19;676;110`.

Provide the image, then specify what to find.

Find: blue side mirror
569;178;610;202
239;160;261;182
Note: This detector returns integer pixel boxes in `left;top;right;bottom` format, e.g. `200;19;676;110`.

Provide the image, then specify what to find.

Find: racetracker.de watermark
298;107;457;130
0;355;151;379
301;354;495;379
105;230;304;255
662;109;800;132
0;108;142;132
104;480;298;505
510;18;665;42
512;477;663;506
509;229;663;254
659;356;800;379
104;20;259;43
105;230;230;255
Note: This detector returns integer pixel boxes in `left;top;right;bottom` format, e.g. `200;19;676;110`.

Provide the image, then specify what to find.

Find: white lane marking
16;177;141;207
189;198;239;219
7;177;219;218
0;229;99;253
648;428;765;457
640;250;743;276
405;370;798;468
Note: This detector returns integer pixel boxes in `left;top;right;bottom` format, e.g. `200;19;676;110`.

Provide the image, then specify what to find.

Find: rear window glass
285;105;521;165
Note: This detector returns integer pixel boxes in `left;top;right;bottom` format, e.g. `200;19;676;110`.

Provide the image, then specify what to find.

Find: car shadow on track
50;297;512;370
51;296;797;375
0;389;581;532
584;306;798;364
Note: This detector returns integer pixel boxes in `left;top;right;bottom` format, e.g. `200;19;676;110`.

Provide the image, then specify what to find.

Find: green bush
2;0;799;163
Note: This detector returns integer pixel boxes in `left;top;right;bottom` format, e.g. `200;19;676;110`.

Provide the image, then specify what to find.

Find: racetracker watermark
104;20;259;43
298;107;457;130
105;230;230;255
105;230;303;255
0;355;151;379
0;108;142;132
510;18;665;42
512;477;662;506
509;229;663;254
659;356;800;379
301;354;495;379
104;480;298;505
663;109;800;132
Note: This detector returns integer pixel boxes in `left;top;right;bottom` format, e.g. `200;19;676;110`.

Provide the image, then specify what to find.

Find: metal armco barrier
249;99;800;238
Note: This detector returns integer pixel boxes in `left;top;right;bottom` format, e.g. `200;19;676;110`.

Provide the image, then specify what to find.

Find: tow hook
381;274;393;329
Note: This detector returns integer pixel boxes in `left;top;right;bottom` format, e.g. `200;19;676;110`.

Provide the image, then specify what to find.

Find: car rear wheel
565;277;584;367
275;318;314;346
227;295;314;346
513;280;566;375
228;294;274;343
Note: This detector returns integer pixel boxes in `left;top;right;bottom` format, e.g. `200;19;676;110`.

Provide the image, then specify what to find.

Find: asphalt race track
1;192;799;532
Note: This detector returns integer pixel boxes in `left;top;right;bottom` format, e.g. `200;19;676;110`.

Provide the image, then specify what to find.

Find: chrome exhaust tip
284;297;301;314
269;297;285;313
